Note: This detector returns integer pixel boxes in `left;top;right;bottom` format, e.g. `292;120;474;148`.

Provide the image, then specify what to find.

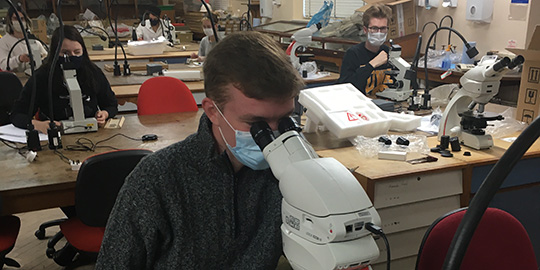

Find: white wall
416;0;532;56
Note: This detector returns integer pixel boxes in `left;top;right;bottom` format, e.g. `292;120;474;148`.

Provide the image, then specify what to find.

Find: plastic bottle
441;44;452;70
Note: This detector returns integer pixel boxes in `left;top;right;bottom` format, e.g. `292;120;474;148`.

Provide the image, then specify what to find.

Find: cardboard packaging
31;19;48;43
176;31;193;43
357;0;416;40
507;25;540;124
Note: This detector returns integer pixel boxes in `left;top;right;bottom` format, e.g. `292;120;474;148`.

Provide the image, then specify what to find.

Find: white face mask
12;21;26;33
367;32;387;47
203;28;214;37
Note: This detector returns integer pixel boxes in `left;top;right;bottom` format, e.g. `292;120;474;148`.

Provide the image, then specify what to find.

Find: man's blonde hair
362;4;392;27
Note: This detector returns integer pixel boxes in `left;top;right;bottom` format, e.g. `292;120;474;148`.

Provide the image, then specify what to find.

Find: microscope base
461;132;493;150
282;225;378;270
376;89;412;102
62;118;98;134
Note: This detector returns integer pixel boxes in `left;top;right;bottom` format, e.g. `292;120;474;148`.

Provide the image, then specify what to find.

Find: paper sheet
0;124;48;143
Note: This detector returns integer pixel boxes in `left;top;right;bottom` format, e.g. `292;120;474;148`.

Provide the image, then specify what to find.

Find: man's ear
363;26;368;34
202;97;220;125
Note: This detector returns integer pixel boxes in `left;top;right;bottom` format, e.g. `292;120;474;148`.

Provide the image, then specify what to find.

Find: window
303;0;366;18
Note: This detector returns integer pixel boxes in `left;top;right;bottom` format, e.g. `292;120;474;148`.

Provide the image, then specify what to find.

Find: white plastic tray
299;83;421;139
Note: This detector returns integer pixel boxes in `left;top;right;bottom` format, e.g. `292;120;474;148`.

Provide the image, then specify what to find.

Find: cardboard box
176;31;193;43
31;19;48;43
507;25;540;124
357;0;416;40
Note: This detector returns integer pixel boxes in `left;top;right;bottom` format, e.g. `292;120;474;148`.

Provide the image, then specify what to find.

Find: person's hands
190;52;198;59
32;120;60;134
18;54;30;63
369;50;388;68
96;110;109;126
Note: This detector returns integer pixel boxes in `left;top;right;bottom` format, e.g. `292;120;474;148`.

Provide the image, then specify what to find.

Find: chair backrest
137;76;198;115
416;207;538;270
75;149;152;227
0;72;23;126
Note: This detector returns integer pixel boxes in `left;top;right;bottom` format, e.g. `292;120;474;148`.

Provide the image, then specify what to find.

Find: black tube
421;21;438;49
443;115;540;270
439;15;453;46
4;0;40;150
47;0;64;125
423;27;478;95
107;0;129;76
6;36;48;71
200;0;219;42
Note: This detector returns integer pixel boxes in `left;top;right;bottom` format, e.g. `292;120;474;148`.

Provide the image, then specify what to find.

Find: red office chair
137;76;198;115
0;72;23;125
415;207;538;270
0;215;21;269
45;149;152;267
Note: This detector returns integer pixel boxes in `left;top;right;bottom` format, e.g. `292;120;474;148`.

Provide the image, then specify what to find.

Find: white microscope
60;56;98;134
251;117;381;270
288;23;321;76
376;43;413;102
438;55;524;150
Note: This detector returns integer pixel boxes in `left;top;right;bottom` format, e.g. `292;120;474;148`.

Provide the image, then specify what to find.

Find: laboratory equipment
438;55;524;149
251;117;382;270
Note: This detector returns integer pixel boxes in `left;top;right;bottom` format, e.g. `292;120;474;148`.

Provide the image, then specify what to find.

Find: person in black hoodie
337;4;393;96
10;25;117;134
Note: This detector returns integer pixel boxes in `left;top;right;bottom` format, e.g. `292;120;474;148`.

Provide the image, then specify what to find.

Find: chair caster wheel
53;243;77;266
35;229;45;239
46;247;55;258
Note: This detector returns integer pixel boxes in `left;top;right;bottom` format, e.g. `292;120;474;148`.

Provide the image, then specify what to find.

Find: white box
127;37;167;55
162;70;202;81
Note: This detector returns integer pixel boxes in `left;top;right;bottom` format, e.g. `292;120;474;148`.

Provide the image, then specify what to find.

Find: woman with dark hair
0;5;47;72
10;25;118;134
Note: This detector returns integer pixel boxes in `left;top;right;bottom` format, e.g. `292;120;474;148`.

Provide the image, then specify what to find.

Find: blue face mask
214;102;269;170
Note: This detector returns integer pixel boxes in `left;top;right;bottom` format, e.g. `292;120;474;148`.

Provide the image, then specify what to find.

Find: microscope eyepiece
250;121;275;151
278;117;302;134
493;57;511;72
507;55;524;70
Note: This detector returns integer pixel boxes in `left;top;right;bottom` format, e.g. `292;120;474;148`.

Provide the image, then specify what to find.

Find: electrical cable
54;149;72;164
444;114;540;269
64;133;141;152
366;223;390;270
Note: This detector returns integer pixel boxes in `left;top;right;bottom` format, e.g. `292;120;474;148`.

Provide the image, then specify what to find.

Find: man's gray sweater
96;114;283;269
